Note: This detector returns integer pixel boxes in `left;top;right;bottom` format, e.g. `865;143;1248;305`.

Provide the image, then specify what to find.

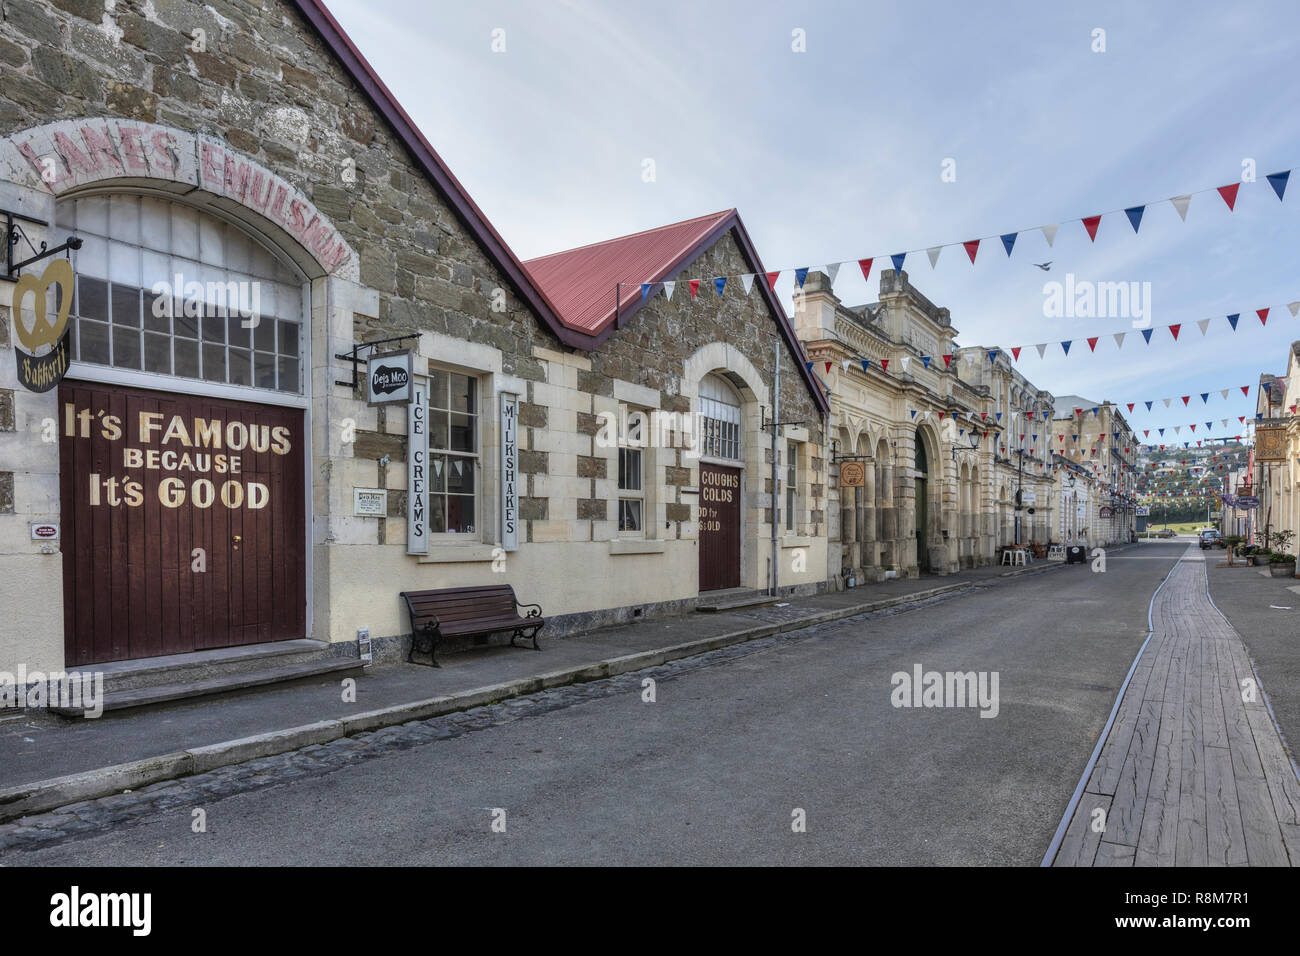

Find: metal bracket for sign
759;407;805;432
5;209;82;279
335;334;420;389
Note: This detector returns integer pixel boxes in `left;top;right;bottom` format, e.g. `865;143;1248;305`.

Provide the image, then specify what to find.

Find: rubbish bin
1067;545;1085;564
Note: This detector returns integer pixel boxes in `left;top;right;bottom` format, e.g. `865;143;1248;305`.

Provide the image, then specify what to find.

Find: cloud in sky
327;0;1300;432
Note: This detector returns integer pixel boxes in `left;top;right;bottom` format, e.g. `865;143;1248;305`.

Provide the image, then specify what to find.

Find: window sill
417;544;498;564
609;538;666;555
781;535;813;549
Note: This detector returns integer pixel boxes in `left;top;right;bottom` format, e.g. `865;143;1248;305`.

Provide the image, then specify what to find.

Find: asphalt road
6;543;1186;866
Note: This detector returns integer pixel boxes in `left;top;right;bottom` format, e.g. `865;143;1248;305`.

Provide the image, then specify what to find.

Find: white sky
327;0;1300;441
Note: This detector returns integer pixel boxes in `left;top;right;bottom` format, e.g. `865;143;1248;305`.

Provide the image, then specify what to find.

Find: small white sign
30;522;59;540
367;350;413;405
353;488;387;517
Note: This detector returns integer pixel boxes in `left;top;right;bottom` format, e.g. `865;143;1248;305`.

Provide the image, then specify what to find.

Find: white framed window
428;367;479;535
786;440;799;532
56;195;305;395
618;411;645;534
700;374;742;461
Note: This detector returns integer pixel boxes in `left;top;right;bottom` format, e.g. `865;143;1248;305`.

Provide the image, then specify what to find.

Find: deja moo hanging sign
11;258;74;393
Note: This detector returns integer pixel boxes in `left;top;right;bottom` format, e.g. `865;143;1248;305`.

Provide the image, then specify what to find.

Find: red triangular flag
981;412;987;420
689;279;700;299
764;272;779;291
1082;215;1101;241
1218;183;1240;211
942;354;953;368
1087;336;1099;351
1239;415;1245;423
1169;324;1180;340
1127;403;1134;412
1258;308;1269;325
1011;346;1021;361
857;258;873;283
824;361;832;373
938;412;945;419
963;240;980;263
1181;396;1189;405
880;359;888;372
1241;386;1249;396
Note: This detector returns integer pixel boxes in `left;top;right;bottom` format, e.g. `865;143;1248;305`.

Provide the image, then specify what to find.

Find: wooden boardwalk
1050;548;1300;866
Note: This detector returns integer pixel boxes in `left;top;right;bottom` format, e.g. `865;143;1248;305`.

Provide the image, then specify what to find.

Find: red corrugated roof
524;210;735;334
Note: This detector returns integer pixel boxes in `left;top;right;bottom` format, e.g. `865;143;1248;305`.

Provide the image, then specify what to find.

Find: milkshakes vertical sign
500;392;519;552
407;377;428;554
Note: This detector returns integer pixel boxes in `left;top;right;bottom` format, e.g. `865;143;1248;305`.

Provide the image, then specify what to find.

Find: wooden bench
401;585;545;668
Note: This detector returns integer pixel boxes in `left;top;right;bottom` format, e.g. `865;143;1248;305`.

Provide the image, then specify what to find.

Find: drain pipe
771;336;780;597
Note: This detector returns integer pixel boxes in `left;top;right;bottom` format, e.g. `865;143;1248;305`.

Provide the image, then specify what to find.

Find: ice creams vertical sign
407;376;428;554
500;392;519;552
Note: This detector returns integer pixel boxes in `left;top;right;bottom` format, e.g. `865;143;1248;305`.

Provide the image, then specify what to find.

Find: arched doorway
915;430;930;573
56;192;310;664
698;373;743;591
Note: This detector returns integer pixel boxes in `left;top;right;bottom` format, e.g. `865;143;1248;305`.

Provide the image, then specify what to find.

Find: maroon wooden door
699;463;741;591
59;381;306;666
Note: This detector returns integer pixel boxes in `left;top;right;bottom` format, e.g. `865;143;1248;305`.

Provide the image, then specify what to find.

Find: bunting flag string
617;167;1297;290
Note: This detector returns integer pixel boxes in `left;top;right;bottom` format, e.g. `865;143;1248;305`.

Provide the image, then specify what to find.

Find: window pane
144;332;171;374
429;410;450;451
175;313;199;339
200;315;225;343
277;319;299;357
429;368;450;409
110;284;140;326
174;337;199;378
619;499;642;532
430;455;445;493
227;314;251;350
619;448;641;491
429;495;446;534
77;277;108;321
450;373;475;414
112;325;141;369
276;356;298;393
143;288;171;333
446;495;474;534
253;316;276;351
445;456;473;495
253;351;276;390
449;412;474;452
78;319;109;364
229;348;251;386
202;343;225;382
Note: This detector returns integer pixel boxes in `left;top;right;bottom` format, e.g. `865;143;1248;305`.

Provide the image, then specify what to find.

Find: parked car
1198;529;1224;549
1151;528;1176;538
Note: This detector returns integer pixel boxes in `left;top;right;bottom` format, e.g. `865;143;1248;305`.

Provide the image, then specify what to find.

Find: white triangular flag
1174;426;1181;434
1113;332;1126;349
1289;301;1300;317
900;356;911;372
1197;318;1211;335
1041;224;1059;247
1221;418;1228;427
842;358;851;371
1035;343;1048;358
826;262;841;284
923;409;932;420
664;281;676;300
1220;389;1228;400
739;274;754;295
927;246;942;268
1170;195;1191;221
1163;398;1172;408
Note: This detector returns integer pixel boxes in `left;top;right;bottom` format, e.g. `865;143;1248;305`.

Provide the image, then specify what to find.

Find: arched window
699;373;742;460
914;430;928;475
56;195;305;394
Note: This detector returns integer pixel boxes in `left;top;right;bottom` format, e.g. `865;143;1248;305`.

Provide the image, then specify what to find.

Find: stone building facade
1049;396;1138;548
794;268;1057;583
0;0;827;677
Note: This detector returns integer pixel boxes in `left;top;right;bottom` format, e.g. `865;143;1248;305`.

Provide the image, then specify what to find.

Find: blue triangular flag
995;412;1003;422
921;356;931;369
714;277;726;296
1001;232;1017;256
1268;170;1290;201
1200;392;1208;403
640;283;651;301
910;409;917;419
860;359;870;372
1159;428;1165;435
1113;432;1119;440
891;253;906;273
1061;340;1072;355
794;268;808;288
1091;407;1098;416
1257;413;1263;421
1141;329;1153;343
1264;382;1271;394
1124;205;1145;232
1205;422;1211;430
805;362;814;372
959;429;965;437
987;349;998;364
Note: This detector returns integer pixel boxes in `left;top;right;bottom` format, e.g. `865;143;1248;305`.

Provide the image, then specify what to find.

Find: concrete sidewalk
0;557;1066;822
